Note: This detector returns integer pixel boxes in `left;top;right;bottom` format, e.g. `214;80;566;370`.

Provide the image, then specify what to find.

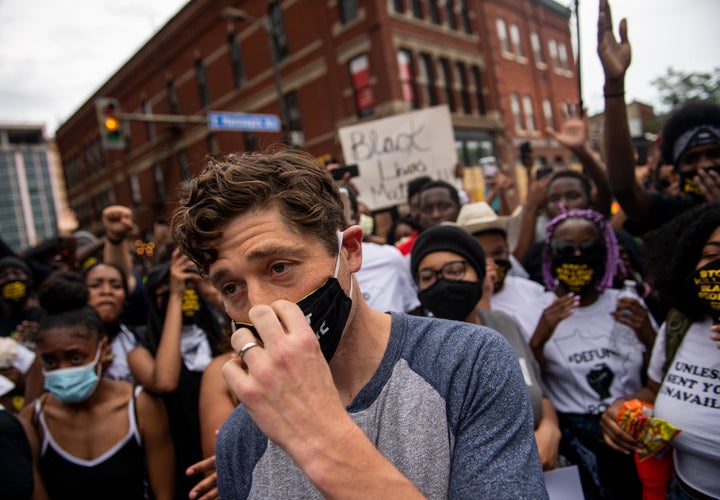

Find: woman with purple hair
528;208;657;499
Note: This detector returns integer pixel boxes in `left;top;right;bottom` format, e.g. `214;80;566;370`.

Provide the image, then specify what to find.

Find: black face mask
1;279;29;305
418;279;483;321
493;259;512;293
679;170;704;201
552;257;604;296
234;232;353;363
235;278;352;362
679;166;720;202
691;258;720;323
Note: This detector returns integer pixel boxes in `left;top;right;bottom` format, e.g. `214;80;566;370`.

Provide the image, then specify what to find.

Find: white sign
338;105;459;211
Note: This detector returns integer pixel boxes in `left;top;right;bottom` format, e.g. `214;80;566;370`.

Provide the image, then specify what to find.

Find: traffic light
94;97;125;150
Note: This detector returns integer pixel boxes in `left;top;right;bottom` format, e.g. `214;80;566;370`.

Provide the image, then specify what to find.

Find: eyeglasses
416;260;467;287
551;239;605;259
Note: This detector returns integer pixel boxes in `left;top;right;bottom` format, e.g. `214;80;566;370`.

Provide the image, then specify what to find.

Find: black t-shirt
0;409;34;498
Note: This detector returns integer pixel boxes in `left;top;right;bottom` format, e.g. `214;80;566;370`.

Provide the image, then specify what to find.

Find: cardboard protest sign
338;105;459;211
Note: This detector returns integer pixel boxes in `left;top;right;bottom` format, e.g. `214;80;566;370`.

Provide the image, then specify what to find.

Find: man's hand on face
222;300;349;460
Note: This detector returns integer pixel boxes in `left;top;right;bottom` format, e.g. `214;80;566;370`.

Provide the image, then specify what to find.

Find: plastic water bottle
609;280;640;353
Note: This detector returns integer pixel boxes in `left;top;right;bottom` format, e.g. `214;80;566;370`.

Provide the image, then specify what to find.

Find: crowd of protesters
1;1;718;498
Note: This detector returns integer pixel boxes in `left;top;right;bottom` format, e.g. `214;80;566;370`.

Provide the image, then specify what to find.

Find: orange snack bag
616;399;681;458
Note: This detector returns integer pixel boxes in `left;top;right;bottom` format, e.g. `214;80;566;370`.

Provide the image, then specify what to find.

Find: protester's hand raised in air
546;117;587;153
102;204;137;241
597;0;631;85
169;248;201;295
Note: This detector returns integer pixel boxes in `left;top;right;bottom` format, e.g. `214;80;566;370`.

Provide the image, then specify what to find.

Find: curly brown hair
170;148;347;275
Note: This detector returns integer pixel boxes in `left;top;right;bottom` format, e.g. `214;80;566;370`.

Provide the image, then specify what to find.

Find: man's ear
341;226;363;273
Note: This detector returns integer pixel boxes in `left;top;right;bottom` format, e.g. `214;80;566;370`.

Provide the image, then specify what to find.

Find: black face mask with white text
234;232;353;362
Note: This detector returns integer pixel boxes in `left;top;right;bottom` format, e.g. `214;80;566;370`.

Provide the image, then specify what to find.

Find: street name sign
207;112;281;132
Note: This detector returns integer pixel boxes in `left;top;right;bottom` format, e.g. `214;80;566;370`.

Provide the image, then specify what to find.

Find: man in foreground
171;148;546;499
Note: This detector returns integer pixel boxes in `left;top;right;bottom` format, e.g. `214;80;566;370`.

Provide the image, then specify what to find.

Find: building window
130;174;141;204
459;0;471;33
439;58;455;112
509;23;524;58
410;0;422;18
530;32;544;65
390;0;404;13
268;2;289;62
142;99;156;141
178;150;190;181
428;1;440;23
471;65;486;115
349;54;375;117
523;95;536;132
166;80;179;114
397;49;418;109
456;62;471;115
548;40;559;69
153;163;165;201
418;53;438;107
561;102;572;119
445;0;457;30
496;19;510;54
228;32;245;88
195;58;210;109
543;99;555;129
510;93;523;132
558;42;570;71
339;0;358;23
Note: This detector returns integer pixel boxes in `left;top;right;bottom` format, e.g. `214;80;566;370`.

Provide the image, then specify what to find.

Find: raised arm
513;176;551;262
597;0;652;220
128;249;197;393
102;205;138;294
547;117;612;217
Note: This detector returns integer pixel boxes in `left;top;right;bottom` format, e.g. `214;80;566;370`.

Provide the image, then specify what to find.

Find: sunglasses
551;239;605;259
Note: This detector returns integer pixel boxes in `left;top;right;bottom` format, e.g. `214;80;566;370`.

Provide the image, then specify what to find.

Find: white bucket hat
455;202;523;251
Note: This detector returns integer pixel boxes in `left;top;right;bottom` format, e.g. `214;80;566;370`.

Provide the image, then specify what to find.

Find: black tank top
36;386;147;499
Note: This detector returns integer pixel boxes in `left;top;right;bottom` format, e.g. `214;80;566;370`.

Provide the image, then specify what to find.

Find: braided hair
542;208;624;292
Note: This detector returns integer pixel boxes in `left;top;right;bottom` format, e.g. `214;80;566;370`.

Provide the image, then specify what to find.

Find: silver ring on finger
238;341;261;360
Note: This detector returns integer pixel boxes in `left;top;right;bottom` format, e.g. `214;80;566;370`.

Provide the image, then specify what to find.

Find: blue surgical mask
43;344;103;403
235;232;353;362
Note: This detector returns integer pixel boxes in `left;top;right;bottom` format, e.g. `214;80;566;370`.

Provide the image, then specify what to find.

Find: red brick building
55;0;578;235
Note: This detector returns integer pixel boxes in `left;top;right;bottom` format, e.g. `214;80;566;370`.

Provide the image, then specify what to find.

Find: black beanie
0;256;31;277
411;224;486;281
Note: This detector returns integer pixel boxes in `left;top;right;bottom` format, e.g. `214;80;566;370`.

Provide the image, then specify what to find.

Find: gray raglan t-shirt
216;313;547;499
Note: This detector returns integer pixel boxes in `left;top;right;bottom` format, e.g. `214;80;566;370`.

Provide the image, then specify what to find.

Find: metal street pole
223;7;292;144
575;0;584;117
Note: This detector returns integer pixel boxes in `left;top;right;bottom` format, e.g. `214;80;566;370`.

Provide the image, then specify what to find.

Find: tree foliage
651;67;720;108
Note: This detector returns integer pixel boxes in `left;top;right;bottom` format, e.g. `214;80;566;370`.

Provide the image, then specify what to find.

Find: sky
0;0;718;137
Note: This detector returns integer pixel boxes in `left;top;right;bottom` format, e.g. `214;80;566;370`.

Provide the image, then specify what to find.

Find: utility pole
575;0;584;117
